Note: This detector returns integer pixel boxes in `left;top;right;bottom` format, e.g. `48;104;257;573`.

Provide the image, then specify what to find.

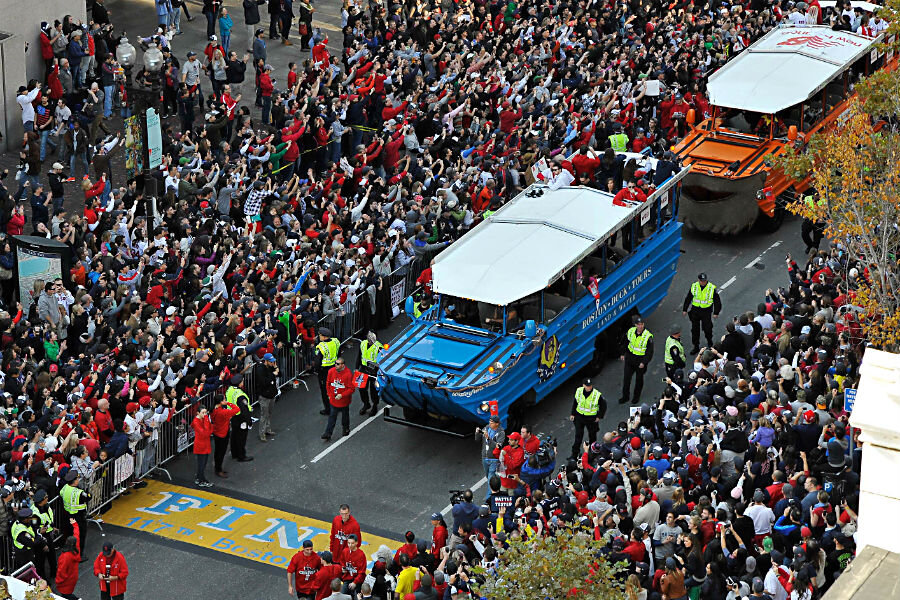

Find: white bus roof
707;26;879;114
819;0;882;12
431;156;689;306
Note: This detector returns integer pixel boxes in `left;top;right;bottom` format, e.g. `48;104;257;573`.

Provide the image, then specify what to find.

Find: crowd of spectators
429;246;864;600
0;0;884;596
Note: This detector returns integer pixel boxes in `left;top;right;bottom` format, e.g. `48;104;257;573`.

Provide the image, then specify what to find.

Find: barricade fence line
0;253;440;575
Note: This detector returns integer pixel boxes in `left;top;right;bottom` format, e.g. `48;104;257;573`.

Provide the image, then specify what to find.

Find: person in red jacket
499;432;525;493
312;551;343;600
330;504;362;560
6;205;25;236
192;407;213;487
288;539;322;599
211;396;240;478
94;542;128;599
321;358;356;440
259;64;275;125
339;534;367;594
55;519;81;600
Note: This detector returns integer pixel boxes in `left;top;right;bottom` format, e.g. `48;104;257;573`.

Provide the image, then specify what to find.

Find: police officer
32;489;57;579
225;374;254;462
569;378;605;460
608;122;629;153
315;327;340;415
12;507;48;571
61;470;90;554
663;325;686;380
356;331;383;416
619;315;654;405
682;272;721;354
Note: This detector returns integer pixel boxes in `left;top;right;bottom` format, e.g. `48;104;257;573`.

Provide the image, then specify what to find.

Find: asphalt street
59;1;813;597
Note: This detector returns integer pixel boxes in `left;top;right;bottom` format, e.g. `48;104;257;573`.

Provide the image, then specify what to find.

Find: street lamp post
126;42;165;196
115;34;136;85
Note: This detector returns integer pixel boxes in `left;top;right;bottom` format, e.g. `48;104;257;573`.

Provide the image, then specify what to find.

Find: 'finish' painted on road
102;481;399;568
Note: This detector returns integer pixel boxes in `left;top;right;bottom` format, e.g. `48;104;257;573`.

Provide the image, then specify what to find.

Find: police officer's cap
230;374;243;386
319;327;332;338
17;507;32;519
583;378;592;386
632;315;643;325
669;325;681;335
698;272;708;280
65;470;78;482
33;489;47;503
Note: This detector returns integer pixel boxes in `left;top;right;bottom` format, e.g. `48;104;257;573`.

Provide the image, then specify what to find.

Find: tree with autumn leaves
776;15;900;351
472;527;626;600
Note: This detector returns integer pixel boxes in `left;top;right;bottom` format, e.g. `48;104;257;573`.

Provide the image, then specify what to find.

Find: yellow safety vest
483;209;496;218
61;484;86;514
664;336;685;365
35;505;53;532
360;340;383;367
609;133;629;152
690;281;716;309
575;387;601;416
317;338;340;367
627;327;652;356
225;386;252;414
413;303;423;318
11;522;34;550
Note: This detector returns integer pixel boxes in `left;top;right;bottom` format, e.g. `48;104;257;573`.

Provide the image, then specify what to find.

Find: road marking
744;240;783;269
440;477;488;517
720;276;737;290
310;412;380;464
103;481;399;568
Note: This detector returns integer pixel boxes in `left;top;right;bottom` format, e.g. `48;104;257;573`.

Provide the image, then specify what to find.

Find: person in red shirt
330;504;362;560
312;38;331;69
339;534;367;594
287;539;322;600
623;528;647;562
93;542;128;599
211;396;239;478
430;513;448;557
612;180;648;207
259;64;275;124
6;205;24;236
55;518;81;598
192;407;213;487
393;530;419;566
498;101;522;134
519;425;541;455
415;260;434;295
322;358;356;440
570;146;602;185
95;398;115;444
312;551;343;600
499;432;525;493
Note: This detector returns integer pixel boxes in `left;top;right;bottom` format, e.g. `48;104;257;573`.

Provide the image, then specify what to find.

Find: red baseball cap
508;432;521;442
803;410;816;424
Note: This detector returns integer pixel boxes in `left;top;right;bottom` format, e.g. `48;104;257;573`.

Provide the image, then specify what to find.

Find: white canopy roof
707;26;879;114
431;157;688;306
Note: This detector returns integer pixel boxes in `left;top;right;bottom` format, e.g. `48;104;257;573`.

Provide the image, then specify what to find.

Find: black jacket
243;0;265;25
255;362;278;398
